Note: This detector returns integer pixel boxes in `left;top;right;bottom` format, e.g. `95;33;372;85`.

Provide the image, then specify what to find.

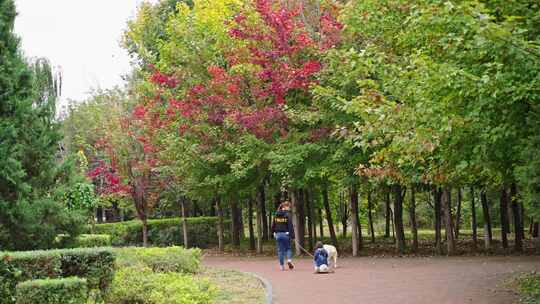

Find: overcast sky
14;0;154;108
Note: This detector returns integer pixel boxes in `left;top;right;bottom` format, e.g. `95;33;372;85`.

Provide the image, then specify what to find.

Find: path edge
245;272;273;304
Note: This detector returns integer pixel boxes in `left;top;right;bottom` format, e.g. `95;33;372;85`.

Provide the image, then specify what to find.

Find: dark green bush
59;248;115;293
15;277;88;304
74;234;112;248
0;247;115;304
92;217;230;248
115;246;201;274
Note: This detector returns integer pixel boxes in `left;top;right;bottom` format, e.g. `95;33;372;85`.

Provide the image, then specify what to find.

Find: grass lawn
199;268;266;304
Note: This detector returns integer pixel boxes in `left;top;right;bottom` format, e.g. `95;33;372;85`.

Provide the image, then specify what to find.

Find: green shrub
74;234;112;248
518;273;540;303
107;266;214;304
59;248;115;294
115;246;201;273
15;277;88;304
0;247;115;304
92;217;230;248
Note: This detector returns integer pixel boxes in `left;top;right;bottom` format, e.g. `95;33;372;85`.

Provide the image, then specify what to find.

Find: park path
204;255;540;304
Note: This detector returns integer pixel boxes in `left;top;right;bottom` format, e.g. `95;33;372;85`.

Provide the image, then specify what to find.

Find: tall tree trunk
481;190;492;250
318;207;324;239
256;185;265;254
350;185;360;256
510;184;523;252
297;189;306;254
274;192;281;211
240;205;245;239
455;188;462;239
141;216;149;247
500;187;510;249
291;189;302;256
260;185;268;241
392;184;406;254
433;188;443;255
96;207;104;224
216;198;225;252
470;187;478;251
409;187;418;253
532;222;539;238
181;198;189;248
442;187;456;255
231;200;241;247
339;191;348;238
390;206;395;243
248;199;256;251
306;190;314;252
385;189;391;238
322;188;338;248
368;191;375;243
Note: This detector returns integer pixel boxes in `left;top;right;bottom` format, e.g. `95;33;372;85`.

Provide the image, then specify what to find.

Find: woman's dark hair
316;241;323;249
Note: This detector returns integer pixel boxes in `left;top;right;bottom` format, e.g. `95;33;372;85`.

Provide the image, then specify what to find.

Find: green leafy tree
0;0;85;250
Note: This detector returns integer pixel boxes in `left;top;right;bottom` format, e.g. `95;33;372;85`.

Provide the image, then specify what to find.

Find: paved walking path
204;255;540;304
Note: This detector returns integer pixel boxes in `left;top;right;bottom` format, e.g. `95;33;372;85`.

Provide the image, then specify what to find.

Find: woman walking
271;201;295;271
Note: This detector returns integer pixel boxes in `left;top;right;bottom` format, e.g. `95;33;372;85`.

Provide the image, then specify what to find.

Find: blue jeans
275;232;292;266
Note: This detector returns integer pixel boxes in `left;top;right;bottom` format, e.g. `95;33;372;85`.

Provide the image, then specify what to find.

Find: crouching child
313;241;330;273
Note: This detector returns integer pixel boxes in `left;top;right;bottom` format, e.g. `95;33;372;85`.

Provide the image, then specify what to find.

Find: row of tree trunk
177;181;529;257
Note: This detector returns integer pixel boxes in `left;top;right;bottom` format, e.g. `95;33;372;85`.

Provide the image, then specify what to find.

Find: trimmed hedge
115;246;201;274
15;277;88;304
75;234;112;248
106;266;214;304
92;217;230;248
0;247;115;304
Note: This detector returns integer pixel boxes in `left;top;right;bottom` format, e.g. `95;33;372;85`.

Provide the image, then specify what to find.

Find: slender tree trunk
385;189;391;238
239;205;244;239
111;202;121;222
318;207;324;240
409;187;418;253
442;187;456;255
481;190;492;250
256;185;265;254
356;191;363;251
510;184;523;252
368;191;375;243
350;185;360;256
455;188;462;239
322;188;338;248
248;199;256;251
96;207;104;224
142;216;149;247
500;187;509;249
392;184;406;254
390;206;395;243
181;198;189;248
291;189;302;256
306;190;314;252
268;211;272;241
313;212;317;241
433;188;443;255
470;187;478;251
260;185;268;241
216;198;224;252
339;191;348;238
532;222;539;238
231;200;241;247
297;189;306;254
